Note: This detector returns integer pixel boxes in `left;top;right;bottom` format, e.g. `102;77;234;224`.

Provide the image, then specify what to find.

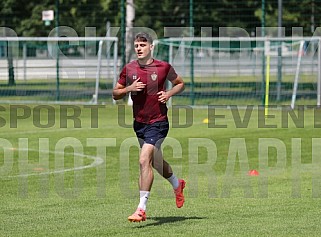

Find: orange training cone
248;169;259;176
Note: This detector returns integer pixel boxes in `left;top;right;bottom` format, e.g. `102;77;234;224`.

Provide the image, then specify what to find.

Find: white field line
4;148;104;178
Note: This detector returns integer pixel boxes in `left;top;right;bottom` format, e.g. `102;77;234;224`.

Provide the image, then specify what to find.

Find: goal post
290;40;305;109
0;36;118;104
93;39;118;104
154;36;320;107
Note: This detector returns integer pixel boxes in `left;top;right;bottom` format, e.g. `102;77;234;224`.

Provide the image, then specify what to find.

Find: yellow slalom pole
264;55;270;117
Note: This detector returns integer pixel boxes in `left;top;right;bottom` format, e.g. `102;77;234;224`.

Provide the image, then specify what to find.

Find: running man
113;32;186;222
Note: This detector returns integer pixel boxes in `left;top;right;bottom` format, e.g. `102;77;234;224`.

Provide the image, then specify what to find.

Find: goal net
154;37;321;107
0;37;118;104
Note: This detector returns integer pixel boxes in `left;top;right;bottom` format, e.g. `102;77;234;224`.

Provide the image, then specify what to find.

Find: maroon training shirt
118;59;178;124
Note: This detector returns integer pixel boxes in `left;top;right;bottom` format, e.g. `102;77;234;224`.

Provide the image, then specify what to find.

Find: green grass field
1;104;321;236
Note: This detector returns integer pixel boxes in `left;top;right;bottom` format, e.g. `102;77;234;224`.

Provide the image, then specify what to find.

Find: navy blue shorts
134;120;169;148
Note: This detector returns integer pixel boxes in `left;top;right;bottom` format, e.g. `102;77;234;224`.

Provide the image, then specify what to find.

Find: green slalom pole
55;0;60;101
189;0;195;105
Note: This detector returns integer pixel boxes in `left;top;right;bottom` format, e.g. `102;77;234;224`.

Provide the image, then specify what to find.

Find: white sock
167;174;179;190
137;191;150;211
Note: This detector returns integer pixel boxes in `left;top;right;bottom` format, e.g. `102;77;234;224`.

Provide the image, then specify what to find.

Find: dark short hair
134;32;153;44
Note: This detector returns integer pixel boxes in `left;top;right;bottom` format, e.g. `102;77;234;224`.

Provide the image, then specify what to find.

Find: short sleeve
166;64;178;81
118;67;127;86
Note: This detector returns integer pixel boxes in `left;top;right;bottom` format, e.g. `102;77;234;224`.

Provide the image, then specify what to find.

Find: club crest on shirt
132;75;137;80
151;72;157;81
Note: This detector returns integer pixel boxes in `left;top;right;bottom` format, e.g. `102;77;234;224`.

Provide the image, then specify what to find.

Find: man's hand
157;91;170;103
127;78;146;92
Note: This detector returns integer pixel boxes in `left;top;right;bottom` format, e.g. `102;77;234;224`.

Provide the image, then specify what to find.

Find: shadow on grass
135;216;206;228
